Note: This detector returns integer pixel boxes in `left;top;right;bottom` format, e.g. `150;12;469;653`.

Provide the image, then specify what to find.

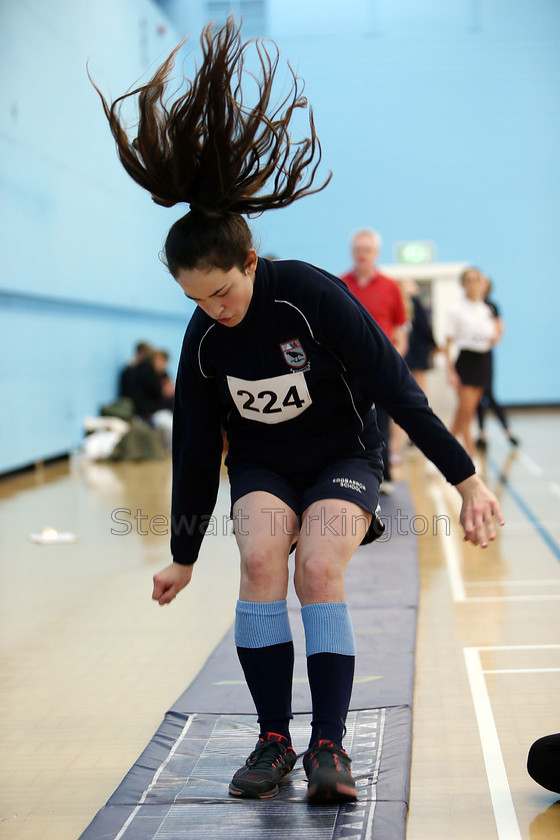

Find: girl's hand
152;562;194;605
455;474;505;548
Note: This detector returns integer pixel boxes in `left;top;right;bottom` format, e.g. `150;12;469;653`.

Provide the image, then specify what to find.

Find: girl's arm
445;336;459;388
169;334;224;568
312;272;503;546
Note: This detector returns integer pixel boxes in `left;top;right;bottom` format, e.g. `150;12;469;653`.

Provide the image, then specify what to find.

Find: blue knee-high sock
301;602;355;748
235;600;294;744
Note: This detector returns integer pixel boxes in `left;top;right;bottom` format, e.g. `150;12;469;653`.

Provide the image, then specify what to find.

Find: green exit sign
395;241;436;264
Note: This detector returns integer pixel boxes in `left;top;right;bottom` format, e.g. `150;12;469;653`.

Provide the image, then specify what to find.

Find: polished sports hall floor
1;367;559;840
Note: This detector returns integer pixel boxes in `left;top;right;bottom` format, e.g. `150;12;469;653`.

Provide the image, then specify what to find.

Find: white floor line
428;484;466;602
429;480;560;603
476;644;560;651
463;648;522;840
549;482;560;500
114;714;197;840
466;579;560;587
483;667;560;675
365;707;385;840
463;594;560;603
517;451;544;476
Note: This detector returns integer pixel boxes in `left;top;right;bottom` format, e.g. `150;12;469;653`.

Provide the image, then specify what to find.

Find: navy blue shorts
228;455;385;545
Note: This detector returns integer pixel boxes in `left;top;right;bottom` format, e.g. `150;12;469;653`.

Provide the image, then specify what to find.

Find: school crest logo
280;338;307;369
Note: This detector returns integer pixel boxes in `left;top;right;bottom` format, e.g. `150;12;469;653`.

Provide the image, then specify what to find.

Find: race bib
227;371;312;424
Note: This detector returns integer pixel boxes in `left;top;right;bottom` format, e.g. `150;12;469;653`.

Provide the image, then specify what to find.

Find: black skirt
455;349;489;387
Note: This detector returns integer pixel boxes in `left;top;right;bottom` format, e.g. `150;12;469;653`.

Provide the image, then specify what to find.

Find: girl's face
176;249;258;327
462;269;485;302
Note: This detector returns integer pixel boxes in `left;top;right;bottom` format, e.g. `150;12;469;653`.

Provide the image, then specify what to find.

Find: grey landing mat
78;481;418;840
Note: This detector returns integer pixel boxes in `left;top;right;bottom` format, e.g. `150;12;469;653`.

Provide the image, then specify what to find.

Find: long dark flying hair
91;19;331;274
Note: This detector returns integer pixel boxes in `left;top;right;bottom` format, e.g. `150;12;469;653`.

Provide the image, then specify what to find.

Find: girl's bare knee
294;553;343;603
241;546;288;592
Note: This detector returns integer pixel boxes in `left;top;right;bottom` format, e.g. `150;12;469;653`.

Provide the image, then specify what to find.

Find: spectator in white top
445;267;497;457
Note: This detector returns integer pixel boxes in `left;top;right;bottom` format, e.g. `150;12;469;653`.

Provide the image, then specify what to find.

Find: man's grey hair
351;228;382;250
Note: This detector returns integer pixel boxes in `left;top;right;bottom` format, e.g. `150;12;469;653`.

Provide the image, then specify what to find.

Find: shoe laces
305;739;352;772
298;722;348;762
246;735;291;770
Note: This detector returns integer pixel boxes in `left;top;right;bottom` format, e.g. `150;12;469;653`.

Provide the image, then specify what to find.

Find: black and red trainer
229;732;297;799
303;739;357;804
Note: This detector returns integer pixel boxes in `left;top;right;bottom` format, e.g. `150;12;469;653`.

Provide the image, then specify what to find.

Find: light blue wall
2;0;559;472
0;1;193;473
254;0;560;406
157;0;559;405
0;294;188;469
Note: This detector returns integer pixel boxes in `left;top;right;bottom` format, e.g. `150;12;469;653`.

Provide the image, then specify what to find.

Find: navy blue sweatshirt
171;258;474;564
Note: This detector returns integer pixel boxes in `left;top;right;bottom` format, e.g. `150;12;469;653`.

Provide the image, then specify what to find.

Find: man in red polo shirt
341;229;407;493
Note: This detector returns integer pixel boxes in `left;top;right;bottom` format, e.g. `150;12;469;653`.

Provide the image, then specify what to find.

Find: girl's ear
245;249;258;273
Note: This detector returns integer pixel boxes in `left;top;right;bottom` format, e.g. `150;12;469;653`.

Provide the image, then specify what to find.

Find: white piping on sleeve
274;299;315;340
197;324;216;379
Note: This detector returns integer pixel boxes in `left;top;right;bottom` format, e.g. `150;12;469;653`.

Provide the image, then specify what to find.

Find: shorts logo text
332;477;366;494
